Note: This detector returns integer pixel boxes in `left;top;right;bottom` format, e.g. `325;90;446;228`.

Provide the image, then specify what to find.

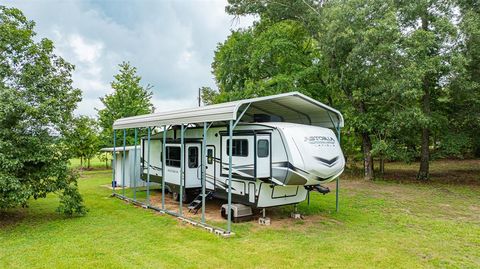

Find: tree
0;6;86;215
67;116;100;169
199;86;217;105
97;62;154;147
395;0;461;180
223;0;404;179
222;0;477;180
448;0;480;157
211;19;326;101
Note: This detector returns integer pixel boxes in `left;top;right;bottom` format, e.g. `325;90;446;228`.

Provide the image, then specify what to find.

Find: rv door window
188;147;198;168
257;139;269;158
226;139;248;157
166;146;180;167
207;149;213;164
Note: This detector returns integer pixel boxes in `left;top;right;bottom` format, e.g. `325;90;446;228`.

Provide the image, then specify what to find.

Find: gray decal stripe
271;161;309;174
314;156;338;166
205;173;236;191
235;169;255;176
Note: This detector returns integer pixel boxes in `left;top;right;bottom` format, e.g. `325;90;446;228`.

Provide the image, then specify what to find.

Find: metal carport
111;91;343;236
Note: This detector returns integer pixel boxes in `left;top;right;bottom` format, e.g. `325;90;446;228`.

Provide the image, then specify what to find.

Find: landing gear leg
258;208;271;226
291;204;302;219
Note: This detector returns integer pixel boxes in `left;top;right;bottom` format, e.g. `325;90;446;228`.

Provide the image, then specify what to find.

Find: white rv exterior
141;122;345;208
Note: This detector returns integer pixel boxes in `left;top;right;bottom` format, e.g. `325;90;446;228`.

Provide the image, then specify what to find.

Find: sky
4;0;254;116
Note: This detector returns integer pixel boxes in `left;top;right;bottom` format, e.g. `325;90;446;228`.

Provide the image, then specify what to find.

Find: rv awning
113;92;344;130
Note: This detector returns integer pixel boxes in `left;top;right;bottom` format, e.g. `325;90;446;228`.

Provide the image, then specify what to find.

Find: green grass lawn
1;160;479;268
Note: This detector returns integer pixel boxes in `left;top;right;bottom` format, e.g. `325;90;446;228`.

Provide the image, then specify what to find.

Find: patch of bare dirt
145;190;342;229
378;160;479;184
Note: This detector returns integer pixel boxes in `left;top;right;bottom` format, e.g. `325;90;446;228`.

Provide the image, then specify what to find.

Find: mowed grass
69;157;109;170
1;160;479;268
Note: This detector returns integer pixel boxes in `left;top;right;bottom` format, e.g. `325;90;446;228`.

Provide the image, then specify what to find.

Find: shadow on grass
0;208;78;230
345;159;480;185
379;169;480;185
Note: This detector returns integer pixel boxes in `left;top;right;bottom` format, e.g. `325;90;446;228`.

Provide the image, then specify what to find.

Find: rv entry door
255;134;271;179
185;144;201;188
205;145;215;190
164;144;181;187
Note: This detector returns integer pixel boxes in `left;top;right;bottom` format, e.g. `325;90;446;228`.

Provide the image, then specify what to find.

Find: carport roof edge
112;91;344;130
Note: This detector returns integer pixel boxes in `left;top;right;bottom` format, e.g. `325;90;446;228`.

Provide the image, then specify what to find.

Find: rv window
226;139;248;157
257;139;269;158
207;149;213;164
166;146;180;167
188;147;198;168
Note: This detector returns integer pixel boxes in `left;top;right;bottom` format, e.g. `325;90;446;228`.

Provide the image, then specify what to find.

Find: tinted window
257;139;269;158
226;139;248;157
207;149;213;164
166;146;180;167
188;147;198;168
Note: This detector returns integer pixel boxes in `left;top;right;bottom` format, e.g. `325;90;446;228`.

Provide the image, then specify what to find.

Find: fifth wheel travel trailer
112;92;345;218
139;122;344;208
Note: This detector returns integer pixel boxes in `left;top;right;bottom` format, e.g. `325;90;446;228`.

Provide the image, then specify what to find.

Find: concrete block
258;217;271;225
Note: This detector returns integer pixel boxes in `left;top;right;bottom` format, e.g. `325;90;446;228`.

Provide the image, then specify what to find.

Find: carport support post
179;124;184;216
336;125;341;212
146;127;151;206
162;125;166;210
133;128;138;201
122;129;126;197
112;130;116;193
201;122;207;223
227;119;233;233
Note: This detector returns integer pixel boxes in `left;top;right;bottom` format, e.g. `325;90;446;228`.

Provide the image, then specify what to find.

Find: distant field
1;160;479;268
69;157;109;170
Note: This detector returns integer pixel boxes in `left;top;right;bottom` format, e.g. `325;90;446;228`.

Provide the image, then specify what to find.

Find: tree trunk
80;157;83;168
417;14;431;181
362;132;374;180
88;158;91;169
418;126;430;180
380;156;385;177
358;101;374;180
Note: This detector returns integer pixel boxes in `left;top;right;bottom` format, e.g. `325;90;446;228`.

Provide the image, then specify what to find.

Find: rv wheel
172;192;187;202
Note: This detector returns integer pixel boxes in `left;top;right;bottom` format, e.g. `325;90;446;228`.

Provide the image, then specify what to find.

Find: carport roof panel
112;91;344;129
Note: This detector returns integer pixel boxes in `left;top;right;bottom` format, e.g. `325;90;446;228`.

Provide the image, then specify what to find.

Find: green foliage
434;132;473;159
66;116;100;168
219;0;480;179
212;19;325;102
199;86;217;105
97;62;153;147
0;6;85;214
449;0;480;157
57;179;87;216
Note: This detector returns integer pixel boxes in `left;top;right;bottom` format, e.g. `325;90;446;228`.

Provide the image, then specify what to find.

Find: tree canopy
207;0;480;180
0;6;86;214
97;62;154;147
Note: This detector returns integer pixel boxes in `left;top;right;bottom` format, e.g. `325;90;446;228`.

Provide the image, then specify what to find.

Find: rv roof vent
253;114;282;123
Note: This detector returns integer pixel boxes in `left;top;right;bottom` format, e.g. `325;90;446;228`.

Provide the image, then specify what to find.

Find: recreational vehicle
113;92;345;212
141;122;344;208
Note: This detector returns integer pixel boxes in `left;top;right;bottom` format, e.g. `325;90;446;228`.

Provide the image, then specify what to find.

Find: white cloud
6;0;255;117
68;34;104;64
